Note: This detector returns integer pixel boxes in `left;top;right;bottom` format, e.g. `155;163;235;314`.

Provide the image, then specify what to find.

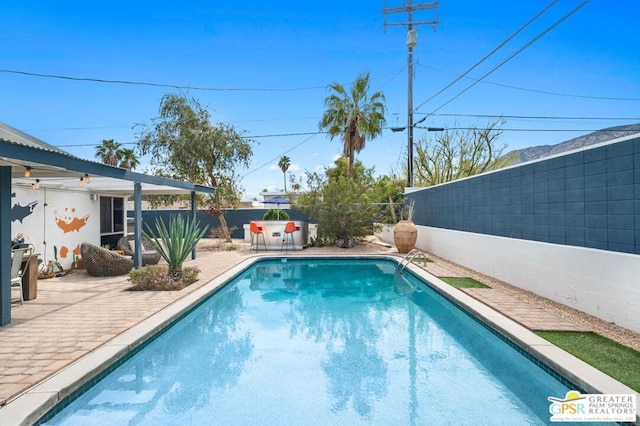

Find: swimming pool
39;258;588;424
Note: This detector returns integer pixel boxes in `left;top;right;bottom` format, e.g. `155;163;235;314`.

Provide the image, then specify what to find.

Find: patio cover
0;122;217;326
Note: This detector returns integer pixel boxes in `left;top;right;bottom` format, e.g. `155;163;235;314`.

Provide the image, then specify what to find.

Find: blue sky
1;1;639;201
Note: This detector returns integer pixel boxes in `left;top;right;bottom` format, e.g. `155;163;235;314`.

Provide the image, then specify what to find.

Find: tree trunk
218;213;232;242
211;189;232;242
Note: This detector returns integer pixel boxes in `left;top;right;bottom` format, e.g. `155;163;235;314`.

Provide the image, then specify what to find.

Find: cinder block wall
409;134;640;255
398;134;640;332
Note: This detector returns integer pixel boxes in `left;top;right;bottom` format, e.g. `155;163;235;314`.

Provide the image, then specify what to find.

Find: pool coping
2;254;638;425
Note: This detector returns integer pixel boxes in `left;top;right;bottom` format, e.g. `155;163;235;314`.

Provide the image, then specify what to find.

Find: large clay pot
394;220;417;253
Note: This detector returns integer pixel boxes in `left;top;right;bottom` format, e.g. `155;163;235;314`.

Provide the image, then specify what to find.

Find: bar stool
281;221;297;252
250;221;267;252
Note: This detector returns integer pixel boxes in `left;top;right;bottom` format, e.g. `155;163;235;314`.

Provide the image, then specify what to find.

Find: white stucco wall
377;225;640;333
11;186;101;270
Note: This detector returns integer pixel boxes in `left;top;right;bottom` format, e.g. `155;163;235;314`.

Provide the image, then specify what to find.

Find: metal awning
0;122;215;195
1;122;216;327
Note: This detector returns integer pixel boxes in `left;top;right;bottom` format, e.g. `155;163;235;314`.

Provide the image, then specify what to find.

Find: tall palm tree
319;73;386;175
278;155;291;192
118;148;140;171
95;139;122;166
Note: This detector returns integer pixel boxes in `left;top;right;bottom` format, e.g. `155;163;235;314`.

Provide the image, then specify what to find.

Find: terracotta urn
394;220;417;253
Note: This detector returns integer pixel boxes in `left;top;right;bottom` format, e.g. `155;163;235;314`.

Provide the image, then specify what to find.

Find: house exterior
1;122;216;326
11;183;102;272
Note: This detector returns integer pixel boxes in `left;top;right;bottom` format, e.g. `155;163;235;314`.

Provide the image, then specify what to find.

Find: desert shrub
144;214;207;277
296;158;385;244
308;235;330;247
128;265;200;291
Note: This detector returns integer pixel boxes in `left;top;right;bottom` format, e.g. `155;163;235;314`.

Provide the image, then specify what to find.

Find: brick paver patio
462;288;591;332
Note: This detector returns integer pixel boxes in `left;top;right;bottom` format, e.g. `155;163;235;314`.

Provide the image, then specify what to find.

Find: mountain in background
504;123;640;164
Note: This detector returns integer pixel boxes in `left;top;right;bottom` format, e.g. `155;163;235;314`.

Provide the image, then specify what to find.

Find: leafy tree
136;93;255;241
95;139;122;166
263;208;290;221
319;73;386;175
414;121;513;186
371;175;405;224
278;155;291;192
295;158;394;247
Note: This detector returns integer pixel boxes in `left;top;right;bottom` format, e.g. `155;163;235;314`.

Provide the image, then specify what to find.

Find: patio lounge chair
81;243;134;277
116;235;161;266
11;244;34;304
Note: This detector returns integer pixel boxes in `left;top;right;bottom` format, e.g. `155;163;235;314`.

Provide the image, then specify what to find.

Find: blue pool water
43;258;582;425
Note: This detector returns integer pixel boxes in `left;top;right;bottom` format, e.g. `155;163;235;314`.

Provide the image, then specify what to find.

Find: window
99;196;125;234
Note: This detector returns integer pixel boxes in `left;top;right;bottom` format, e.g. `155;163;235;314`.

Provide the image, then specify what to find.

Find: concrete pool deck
1;239;638;425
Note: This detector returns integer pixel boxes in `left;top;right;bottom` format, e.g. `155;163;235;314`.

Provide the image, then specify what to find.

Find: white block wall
377;225;640;333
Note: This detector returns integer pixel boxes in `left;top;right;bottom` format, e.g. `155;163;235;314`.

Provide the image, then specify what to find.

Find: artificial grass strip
440;277;490;289
411;256;433;263
536;331;640;392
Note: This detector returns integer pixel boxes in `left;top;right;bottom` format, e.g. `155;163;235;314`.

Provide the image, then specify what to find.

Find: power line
55;130;326;180
415;0;591;118
50;121;640;149
229;123;640;179
376;66;407;90
30;111;640;138
55;131;330;148
415;0;558;111
241;132;323;179
424;113;640;121
0;67;407;94
417;64;640;101
416;126;640;133
0;69;327;92
23;118;322;134
22;125;133;132
248;131;327;139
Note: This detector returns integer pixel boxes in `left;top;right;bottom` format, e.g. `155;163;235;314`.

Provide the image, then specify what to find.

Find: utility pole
383;1;439;187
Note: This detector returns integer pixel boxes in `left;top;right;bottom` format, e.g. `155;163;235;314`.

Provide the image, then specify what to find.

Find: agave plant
143;214;207;277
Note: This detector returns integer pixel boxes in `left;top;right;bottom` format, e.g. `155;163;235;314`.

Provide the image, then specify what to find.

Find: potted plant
393;200;417;253
72;255;85;270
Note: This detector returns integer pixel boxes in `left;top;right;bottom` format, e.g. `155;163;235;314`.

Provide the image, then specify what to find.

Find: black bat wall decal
11;201;38;223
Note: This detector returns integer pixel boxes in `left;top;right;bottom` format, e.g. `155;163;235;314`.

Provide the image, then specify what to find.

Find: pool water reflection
43;258;575;425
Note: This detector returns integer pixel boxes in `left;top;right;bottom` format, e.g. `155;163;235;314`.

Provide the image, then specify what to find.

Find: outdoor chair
116;235;161;266
10;244;34;304
250;221;267;252
281;221;297;252
81;243;134;277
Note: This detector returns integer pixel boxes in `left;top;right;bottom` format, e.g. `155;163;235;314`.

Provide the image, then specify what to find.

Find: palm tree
319;73;386;175
95;139;122;166
118;148;140;171
278;155;291;192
